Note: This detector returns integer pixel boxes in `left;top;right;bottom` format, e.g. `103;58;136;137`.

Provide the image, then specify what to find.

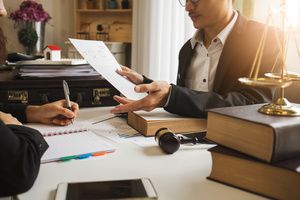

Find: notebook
26;123;115;163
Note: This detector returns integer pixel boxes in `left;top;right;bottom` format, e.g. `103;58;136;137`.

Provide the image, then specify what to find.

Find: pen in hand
63;80;74;124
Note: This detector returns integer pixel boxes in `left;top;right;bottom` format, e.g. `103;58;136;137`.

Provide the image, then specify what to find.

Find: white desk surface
17;107;266;200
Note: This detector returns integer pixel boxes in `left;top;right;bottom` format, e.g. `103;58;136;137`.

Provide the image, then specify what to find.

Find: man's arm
164;84;276;118
111;65;277;117
0;121;48;197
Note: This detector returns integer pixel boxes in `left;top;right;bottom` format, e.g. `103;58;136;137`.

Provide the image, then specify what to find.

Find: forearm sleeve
0;103;28;123
164;84;276;118
0;121;48;197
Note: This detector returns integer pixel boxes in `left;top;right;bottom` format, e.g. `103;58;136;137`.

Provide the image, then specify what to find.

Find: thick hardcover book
208;146;300;200
128;108;207;136
206;104;300;163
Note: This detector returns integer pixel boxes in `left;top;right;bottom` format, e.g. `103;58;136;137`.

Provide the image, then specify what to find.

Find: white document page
90;117;156;147
41;131;115;163
69;38;146;100
133;108;190;121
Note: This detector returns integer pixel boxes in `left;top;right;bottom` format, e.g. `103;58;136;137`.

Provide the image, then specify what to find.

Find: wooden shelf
105;9;132;12
76;9;132;13
72;0;133;65
75;0;133;43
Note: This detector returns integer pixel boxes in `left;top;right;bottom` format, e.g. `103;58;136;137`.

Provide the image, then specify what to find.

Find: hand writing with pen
26;100;79;126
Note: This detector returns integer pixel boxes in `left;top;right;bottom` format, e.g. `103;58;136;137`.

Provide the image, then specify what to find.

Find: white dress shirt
185;11;238;92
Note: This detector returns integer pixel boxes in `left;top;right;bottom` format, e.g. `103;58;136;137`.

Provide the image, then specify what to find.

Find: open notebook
26;123;115;163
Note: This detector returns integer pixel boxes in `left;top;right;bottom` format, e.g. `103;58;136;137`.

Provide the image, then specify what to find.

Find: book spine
127;112;147;135
206;177;276;200
272;123;300;162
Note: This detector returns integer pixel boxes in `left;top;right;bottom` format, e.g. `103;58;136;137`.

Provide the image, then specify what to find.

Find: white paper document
69;38;146;100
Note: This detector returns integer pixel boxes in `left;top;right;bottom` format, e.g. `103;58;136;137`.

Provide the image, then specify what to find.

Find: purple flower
9;0;51;23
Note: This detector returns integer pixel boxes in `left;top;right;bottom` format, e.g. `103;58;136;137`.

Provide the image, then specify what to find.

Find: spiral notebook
26;123;115;163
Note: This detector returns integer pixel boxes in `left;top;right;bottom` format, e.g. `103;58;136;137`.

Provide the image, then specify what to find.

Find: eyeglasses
178;0;200;7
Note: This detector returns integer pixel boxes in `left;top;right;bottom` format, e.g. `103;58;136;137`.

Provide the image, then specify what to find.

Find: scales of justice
239;0;300;116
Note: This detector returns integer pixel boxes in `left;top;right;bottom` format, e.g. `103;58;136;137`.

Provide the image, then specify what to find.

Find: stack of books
206;104;300;200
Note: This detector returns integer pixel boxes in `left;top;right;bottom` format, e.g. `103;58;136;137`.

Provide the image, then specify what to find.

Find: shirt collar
190;10;238;49
190;30;202;49
217;10;238;45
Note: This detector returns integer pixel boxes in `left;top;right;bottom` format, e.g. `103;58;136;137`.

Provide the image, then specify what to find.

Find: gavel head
155;128;180;154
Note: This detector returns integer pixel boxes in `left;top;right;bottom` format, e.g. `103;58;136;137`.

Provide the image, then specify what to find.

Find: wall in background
234;0;254;18
0;0;298;72
0;0;74;56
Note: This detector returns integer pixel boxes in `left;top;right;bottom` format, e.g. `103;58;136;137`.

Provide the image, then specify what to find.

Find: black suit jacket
0;103;48;197
164;14;281;118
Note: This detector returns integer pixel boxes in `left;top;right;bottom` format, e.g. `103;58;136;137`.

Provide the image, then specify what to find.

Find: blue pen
76;153;92;160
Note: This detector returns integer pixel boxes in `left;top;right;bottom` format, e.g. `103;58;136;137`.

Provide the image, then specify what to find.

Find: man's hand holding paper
111;66;171;113
69;39;146;101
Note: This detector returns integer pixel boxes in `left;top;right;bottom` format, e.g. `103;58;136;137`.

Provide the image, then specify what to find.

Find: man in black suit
111;0;281;118
0;0;79;196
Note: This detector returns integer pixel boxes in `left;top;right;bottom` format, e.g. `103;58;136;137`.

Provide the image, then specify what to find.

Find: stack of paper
15;58;88;66
18;64;100;78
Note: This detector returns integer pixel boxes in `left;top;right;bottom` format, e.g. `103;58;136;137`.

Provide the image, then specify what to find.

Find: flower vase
18;22;38;55
18;21;46;55
35;21;46;55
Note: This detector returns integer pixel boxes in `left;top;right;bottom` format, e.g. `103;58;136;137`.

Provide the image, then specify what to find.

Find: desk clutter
206;104;300;200
5;43;299;200
16;102;300;199
2;42;124;108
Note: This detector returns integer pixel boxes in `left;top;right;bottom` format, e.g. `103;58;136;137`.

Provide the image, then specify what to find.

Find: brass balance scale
239;0;300;116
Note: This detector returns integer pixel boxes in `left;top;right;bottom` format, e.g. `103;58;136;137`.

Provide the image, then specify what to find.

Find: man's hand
117;66;144;85
111;81;171;113
0;112;22;125
26;100;79;126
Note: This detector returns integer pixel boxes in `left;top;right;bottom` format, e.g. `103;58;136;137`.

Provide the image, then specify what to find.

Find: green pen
59;155;77;162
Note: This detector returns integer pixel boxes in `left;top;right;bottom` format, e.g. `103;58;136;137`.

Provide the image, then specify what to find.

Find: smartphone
55;178;158;200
